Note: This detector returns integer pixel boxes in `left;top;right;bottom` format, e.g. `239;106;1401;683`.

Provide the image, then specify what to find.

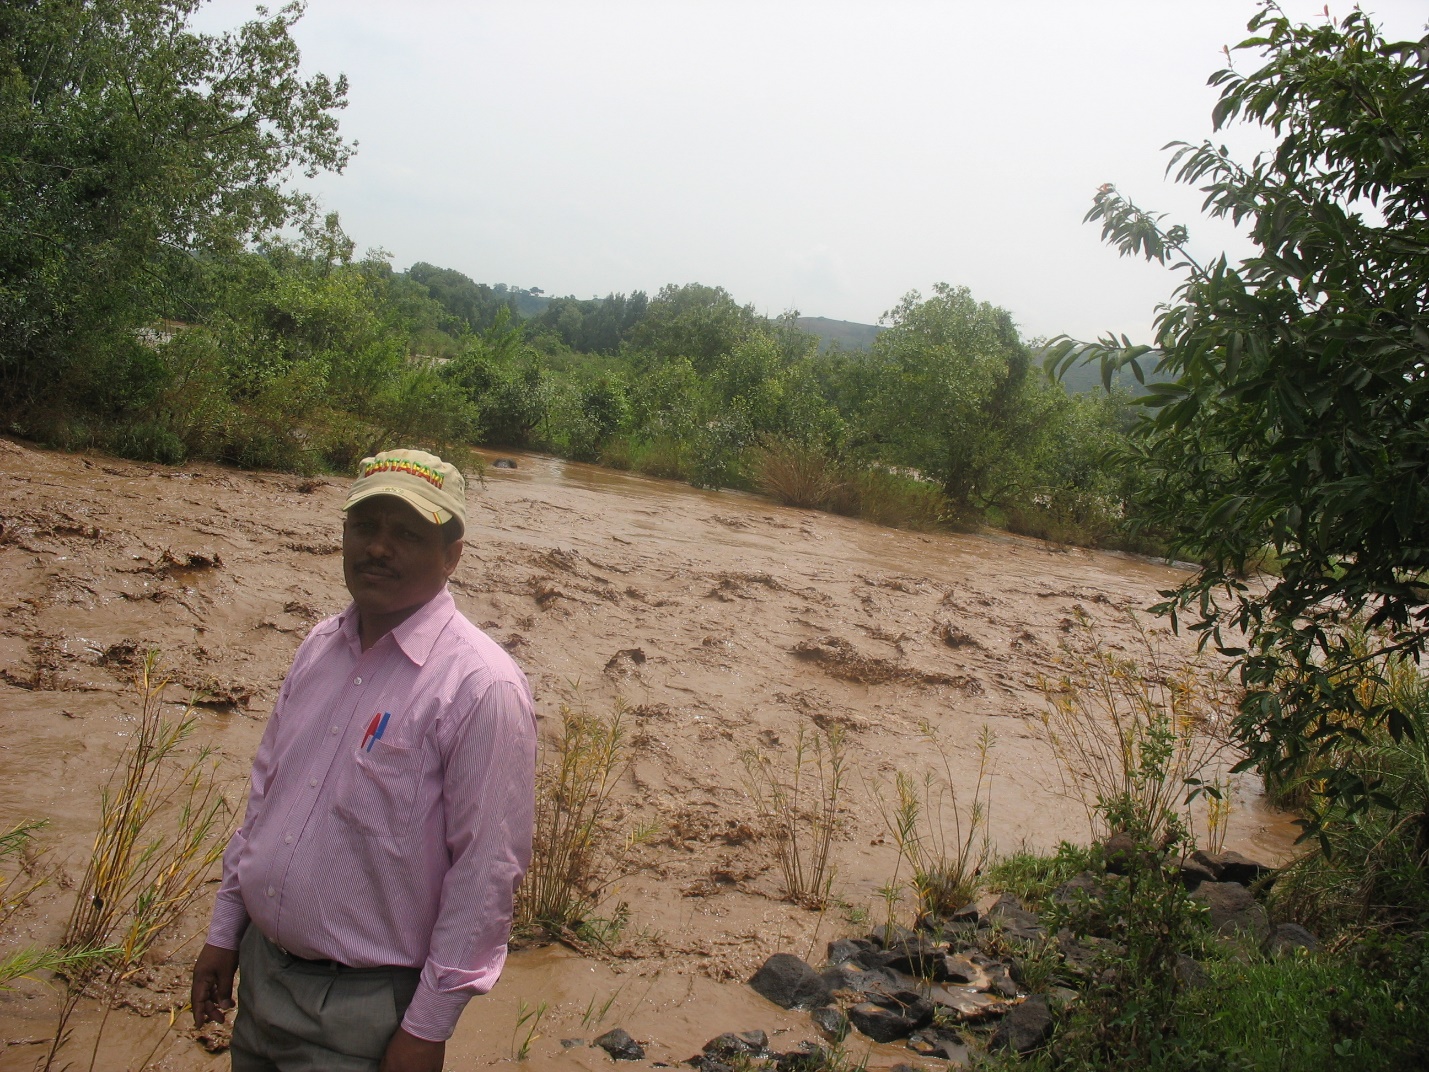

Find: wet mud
0;439;1298;1069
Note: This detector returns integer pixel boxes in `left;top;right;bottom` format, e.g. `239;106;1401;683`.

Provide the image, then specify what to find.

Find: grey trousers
230;925;421;1072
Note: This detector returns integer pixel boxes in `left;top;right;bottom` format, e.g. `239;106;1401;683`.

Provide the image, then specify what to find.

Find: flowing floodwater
0;438;1297;1070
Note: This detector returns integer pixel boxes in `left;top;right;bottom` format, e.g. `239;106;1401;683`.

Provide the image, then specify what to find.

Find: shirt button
266;887;274;897
309;779;318;788
330;726;339;735
284;835;293;844
354;676;362;685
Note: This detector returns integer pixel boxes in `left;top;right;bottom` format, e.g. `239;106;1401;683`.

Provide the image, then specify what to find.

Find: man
191;449;537;1072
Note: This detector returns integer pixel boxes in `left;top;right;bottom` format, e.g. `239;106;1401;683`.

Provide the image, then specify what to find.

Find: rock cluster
745;894;1053;1060
731;847;1310;1066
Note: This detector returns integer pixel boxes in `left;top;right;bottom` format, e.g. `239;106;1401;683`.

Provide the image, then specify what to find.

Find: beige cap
343;449;466;535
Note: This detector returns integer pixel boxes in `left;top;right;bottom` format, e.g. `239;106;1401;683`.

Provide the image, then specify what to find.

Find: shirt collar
337;586;457;667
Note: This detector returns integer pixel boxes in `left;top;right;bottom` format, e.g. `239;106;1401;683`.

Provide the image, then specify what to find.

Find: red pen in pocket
361;712;391;752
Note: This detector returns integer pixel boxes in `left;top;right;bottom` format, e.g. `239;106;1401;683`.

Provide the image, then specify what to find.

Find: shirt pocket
334;739;425;837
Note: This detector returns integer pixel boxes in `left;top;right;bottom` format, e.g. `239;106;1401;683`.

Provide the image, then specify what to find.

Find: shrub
753;438;842;509
1037;611;1237;847
517;700;633;942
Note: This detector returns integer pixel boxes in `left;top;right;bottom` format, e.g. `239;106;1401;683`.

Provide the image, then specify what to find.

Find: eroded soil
0;438;1296;1070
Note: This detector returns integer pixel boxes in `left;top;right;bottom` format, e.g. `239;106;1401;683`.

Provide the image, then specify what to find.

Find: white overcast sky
197;1;1427;343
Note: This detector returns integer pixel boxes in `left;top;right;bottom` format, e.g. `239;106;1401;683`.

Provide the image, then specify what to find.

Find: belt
262;931;411;975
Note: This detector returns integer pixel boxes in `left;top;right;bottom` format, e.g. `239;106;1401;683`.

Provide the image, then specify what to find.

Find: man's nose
365;526;396;559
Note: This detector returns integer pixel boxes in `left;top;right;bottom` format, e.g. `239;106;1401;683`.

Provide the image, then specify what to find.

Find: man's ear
443;539;464;577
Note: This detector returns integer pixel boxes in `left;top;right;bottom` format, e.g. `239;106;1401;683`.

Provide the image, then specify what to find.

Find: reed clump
876;722;995;925
517;698;637;942
741;722;849;909
44;651;232;1072
1036;610;1237;847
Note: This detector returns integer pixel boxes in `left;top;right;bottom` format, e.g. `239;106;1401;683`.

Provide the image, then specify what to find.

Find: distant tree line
0;0;1154;551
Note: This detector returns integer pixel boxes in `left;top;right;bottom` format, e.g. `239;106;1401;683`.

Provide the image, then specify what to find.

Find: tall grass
44;651;232;1072
753;438;958;532
876;723;995;923
1036;611;1237;846
753;439;841;509
517;699;634;942
741;723;849;909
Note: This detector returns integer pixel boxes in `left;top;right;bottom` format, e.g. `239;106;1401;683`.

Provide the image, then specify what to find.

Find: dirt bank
0;438;1296;1069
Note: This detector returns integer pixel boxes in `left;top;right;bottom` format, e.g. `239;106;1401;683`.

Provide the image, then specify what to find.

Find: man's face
342;496;462;622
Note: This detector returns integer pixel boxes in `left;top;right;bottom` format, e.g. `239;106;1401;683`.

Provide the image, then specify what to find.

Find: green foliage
629;283;763;370
0;0;350;407
863;284;1035;508
1044;3;1429;827
1174;948;1425;1072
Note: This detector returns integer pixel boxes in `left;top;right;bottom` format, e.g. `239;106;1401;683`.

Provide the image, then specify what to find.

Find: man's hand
190;942;240;1028
379;1027;446;1072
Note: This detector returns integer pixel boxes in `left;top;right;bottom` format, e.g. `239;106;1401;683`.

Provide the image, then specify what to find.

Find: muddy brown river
0;437;1296;1069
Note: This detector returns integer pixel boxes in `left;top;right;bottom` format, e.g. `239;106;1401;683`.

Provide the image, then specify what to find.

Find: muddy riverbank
0;438;1296;1069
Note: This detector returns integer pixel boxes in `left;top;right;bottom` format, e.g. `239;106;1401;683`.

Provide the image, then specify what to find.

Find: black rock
820;962;896;996
1191;849;1272;887
594;1028;645;1061
810;1005;850;1042
1053;871;1107;905
848;990;934;1043
1103;831;1151;874
1176;856;1219;890
1192;880;1271;939
848;1002;919;1043
749;953;832;1009
703;1032;762;1059
988;994;1054;1054
1174;953;1210;990
1265;922;1319;956
826;938;867;965
773;1042;830;1072
880;935;949;977
493;458;518;469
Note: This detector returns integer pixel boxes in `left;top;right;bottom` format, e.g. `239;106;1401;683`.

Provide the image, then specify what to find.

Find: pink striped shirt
207;587;537;1042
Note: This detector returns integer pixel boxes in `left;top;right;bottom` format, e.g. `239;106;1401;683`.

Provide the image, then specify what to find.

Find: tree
1045;3;1429;828
629;283;762;371
0;0;350;408
866;283;1034;508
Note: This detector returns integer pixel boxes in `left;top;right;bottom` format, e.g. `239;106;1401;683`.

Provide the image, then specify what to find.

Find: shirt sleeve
400;677;537;1041
205;674;292;950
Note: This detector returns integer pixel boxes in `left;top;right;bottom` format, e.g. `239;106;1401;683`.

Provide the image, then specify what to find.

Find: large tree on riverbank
0;0;350;409
1047;2;1429;831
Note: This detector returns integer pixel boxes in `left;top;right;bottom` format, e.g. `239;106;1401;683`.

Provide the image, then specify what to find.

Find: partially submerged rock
749;953;832;1009
593;1028;645;1061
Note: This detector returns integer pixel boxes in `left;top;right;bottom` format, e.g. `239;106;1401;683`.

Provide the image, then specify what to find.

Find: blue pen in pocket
361;711;391;752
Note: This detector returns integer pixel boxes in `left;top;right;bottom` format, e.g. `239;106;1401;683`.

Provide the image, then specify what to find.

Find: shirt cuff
401;982;471;1042
206;896;250;951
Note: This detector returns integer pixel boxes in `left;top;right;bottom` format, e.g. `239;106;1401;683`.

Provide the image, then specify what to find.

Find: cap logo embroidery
360;459;444;490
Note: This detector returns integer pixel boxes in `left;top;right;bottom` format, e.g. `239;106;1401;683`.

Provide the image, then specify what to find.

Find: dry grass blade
741;722;848;909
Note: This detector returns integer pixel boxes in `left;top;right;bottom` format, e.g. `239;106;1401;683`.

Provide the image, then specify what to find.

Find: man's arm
398;678;537;1042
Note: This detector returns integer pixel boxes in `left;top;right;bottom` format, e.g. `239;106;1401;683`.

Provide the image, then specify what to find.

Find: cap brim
343;486;460;534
